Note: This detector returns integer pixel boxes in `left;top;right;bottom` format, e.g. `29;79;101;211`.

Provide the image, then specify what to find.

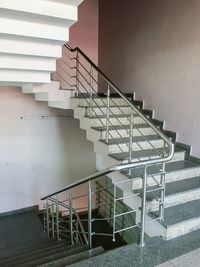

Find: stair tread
80;104;131;108
92;123;149;131
144;176;200;201
150;199;200;227
0;241;68;265
110;147;177;161
101;134;161;145
38;246;104;267
17;244;85;267
0;239;58;260
85;113;140;119
122;160;198;178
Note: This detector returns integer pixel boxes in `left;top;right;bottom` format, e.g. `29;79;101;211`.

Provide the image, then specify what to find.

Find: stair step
0;240;68;266
123;160;200;190
102;136;165;154
0;239;57;260
110;148;184;163
92;124;150;131
78;97;132;107
84;106;139;116
18;244;85;267
38;246;104;267
92;124;156;139
137;176;200;211
150;199;200;239
101;134;160;145
86;113;146;127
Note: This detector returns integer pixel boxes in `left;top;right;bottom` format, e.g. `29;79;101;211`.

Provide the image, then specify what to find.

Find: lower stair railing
41;150;173;248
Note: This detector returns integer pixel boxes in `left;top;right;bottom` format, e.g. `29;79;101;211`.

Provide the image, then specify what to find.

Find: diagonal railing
42;43;174;249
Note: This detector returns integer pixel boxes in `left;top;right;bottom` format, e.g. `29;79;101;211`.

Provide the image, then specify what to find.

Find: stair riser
90;116;145;127
132;167;200;190
165;217;200;240
148;188;200;212
22;81;60;94
78;98;131;106
35;93;49;101
85;106;134;116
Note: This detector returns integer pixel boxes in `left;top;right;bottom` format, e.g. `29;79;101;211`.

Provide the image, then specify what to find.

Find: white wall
99;0;200;157
0;86;96;212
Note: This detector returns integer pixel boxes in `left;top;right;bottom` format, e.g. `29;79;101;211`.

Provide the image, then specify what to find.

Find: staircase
1;1;200;265
18;44;200;247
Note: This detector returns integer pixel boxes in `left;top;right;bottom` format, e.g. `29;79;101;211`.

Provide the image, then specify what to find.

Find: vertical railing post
112;183;116;242
55;194;60;240
89;66;93;118
69;192;74;244
75;51;79;97
76;221;79;243
51;204;55;238
159;162;166;221
96;182;100;216
46;199;50;238
140;165;147;247
106;84;110;143
128;109;133;176
88;180;92;249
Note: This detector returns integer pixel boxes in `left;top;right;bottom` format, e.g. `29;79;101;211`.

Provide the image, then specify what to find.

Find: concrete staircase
21;72;200;243
0;0;83;85
0;240;104;267
70;96;200;241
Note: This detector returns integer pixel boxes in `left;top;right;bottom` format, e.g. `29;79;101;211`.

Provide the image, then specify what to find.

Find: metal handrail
43;44;174;248
41;148;173;200
64;43;172;144
42;45;174;200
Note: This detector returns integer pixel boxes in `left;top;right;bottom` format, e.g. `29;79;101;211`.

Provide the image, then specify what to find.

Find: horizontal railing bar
115;193;140;201
41;152;173;200
92;217;113;222
72;193;89;200
93;184;114;194
93;232;113;237
92;201;113;208
60;233;70;238
74;206;89;211
115;210;137;217
114;224;138;233
146;187;164;193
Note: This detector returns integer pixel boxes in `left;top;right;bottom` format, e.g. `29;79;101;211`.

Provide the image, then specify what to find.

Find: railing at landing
41;44;174;249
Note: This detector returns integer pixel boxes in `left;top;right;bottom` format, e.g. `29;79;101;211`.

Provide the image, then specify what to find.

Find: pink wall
69;0;99;64
99;0;200;157
52;0;99;91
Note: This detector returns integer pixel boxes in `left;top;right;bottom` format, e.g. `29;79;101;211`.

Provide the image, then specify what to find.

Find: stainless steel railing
42;44;174;249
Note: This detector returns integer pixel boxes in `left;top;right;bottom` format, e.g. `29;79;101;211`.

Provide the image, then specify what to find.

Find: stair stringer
22;82;74;109
70;98;167;239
